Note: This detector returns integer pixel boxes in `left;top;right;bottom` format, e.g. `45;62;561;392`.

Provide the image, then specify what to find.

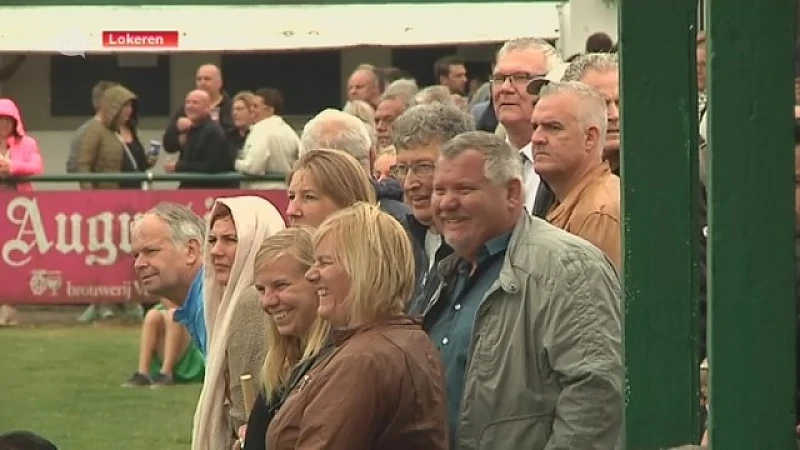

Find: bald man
163;90;237;189
163;64;235;155
347;65;382;108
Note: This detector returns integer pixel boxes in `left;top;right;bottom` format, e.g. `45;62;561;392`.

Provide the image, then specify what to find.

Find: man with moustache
164;90;237;189
390;102;475;301
491;37;563;217
131;202;207;358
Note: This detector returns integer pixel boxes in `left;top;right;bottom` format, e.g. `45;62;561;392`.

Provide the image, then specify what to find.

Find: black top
162;93;235;155
119;132;148;190
174;116;238;189
243;344;333;450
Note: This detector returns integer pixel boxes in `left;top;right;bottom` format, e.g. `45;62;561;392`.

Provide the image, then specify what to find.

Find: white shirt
519;142;541;214
235;115;300;189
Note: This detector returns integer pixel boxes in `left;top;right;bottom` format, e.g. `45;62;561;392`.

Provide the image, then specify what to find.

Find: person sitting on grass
123;298;204;387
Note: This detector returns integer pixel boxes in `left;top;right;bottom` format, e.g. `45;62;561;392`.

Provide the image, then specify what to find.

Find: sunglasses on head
525;77;551;96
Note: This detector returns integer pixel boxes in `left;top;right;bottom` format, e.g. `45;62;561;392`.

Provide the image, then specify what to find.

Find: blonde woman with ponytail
237;227;331;450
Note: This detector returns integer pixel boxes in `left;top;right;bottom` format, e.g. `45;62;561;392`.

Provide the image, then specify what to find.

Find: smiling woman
265;203;448;450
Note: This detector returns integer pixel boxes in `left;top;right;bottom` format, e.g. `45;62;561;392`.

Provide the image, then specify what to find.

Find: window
391;46;458;87
221;51;341;115
49;54;171;117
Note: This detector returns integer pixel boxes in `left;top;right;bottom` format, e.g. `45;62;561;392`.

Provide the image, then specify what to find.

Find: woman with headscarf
192;195;286;450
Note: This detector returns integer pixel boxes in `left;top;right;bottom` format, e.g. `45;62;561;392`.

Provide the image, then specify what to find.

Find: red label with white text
0;190;287;304
102;31;180;48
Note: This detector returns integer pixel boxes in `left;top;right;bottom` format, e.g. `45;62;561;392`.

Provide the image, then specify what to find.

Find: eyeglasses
390;162;435;178
490;72;547;87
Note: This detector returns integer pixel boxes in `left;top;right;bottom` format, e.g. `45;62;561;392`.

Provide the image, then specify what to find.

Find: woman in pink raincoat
0;97;44;326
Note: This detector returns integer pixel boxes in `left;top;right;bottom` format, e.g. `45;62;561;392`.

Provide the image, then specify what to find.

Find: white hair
539;81;608;151
379;79;419;109
138;202;205;247
497;37;563;73
440;131;523;186
561;53;619;82
414;85;456;106
300;109;372;164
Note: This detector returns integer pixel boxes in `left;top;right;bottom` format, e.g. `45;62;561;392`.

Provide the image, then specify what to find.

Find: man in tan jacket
531;80;621;269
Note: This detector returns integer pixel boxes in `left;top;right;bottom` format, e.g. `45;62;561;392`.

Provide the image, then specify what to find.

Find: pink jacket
0;98;43;191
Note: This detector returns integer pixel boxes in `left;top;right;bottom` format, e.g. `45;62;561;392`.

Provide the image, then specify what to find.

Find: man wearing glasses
490;37;565;217
390;102;475;302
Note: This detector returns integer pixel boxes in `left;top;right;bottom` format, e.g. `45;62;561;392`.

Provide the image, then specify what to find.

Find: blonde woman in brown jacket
76;84;139;190
267;203;448;450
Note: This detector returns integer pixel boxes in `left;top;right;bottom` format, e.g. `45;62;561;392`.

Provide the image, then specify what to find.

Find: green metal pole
706;0;796;448
619;0;701;446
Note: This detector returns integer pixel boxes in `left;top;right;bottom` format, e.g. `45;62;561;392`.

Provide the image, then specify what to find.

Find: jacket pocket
477;414;553;450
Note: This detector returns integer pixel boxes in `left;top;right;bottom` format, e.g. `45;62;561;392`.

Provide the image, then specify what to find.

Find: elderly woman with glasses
266;203;448;450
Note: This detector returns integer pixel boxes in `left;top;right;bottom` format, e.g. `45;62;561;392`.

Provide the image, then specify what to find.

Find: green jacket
421;213;623;450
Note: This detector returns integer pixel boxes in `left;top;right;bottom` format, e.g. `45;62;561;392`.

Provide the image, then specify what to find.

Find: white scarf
191;195;286;450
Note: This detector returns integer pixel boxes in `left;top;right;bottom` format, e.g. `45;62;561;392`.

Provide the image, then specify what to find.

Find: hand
177;117;193;133
163;161;176;173
0;158;10;175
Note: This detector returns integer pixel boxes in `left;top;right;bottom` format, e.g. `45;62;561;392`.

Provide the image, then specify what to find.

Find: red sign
102;31;180;48
0;190;288;305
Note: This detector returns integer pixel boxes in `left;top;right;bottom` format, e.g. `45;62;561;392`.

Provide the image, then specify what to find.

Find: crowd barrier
1;172;287;305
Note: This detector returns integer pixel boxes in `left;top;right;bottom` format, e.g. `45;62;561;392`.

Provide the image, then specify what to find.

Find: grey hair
539;81;608;151
561;52;619;82
393;102;475;152
141;202;205;247
300;108;371;163
440;131;522;186
379;78;419;109
496;37;563;73
414;85;456;106
342;100;377;149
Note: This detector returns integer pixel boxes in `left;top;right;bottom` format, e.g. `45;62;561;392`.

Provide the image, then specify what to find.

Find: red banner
0;190;288;304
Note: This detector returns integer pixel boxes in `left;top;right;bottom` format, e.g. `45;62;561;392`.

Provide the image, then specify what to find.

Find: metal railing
8;171;288;189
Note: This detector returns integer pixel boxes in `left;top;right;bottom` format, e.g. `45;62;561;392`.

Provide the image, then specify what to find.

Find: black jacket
162;92;235;155
373;178;410;226
174;116;238;189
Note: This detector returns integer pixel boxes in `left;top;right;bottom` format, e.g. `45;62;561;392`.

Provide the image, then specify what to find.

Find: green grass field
0;325;201;450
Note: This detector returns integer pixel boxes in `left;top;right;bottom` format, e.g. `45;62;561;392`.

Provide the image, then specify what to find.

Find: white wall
558;0;618;58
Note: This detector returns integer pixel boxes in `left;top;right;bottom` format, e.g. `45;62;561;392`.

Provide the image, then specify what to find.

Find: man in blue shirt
131;202;208;357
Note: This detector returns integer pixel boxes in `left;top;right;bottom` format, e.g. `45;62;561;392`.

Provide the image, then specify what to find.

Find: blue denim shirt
173;267;207;358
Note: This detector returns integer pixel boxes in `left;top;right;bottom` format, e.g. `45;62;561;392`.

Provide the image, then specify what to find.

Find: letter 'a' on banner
0;190;288;305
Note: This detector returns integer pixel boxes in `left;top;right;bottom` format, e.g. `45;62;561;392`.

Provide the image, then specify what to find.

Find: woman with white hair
192;196;286;450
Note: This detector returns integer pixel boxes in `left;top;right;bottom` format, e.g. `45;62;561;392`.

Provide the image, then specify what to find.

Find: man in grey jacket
417;131;622;450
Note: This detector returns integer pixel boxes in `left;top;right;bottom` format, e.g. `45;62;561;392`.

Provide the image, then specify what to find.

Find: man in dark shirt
164;90;237;189
162;64;235;155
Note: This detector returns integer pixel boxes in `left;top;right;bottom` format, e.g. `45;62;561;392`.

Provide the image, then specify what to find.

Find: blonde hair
254;227;330;400
313;203;414;325
288;149;377;208
378;145;396;157
232;90;257;107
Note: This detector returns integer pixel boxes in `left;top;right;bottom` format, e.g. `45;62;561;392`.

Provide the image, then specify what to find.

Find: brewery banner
0;190;288;304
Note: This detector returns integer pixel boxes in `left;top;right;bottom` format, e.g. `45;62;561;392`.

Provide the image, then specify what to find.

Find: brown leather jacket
266;316;448;450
